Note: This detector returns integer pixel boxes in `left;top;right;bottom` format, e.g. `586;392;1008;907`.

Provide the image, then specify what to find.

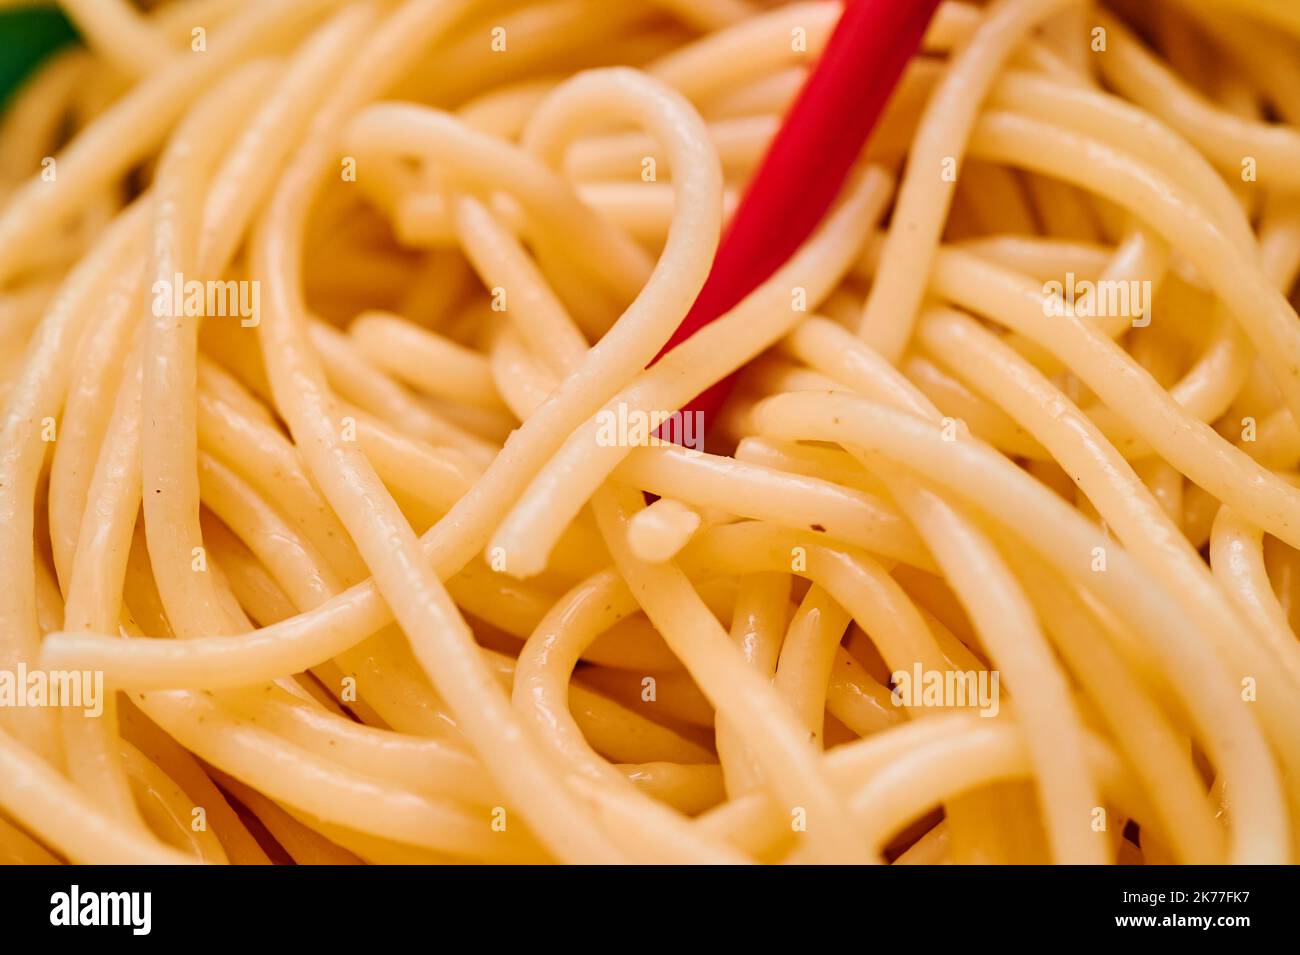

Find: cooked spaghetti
1;0;1299;865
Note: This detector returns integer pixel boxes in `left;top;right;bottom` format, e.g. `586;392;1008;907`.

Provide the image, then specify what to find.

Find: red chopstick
652;0;942;431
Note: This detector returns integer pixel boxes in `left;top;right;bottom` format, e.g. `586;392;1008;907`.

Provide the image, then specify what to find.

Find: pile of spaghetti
2;0;1300;865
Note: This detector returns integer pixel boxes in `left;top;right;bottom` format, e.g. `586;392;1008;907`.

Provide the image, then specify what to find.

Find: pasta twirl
1;0;1299;866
